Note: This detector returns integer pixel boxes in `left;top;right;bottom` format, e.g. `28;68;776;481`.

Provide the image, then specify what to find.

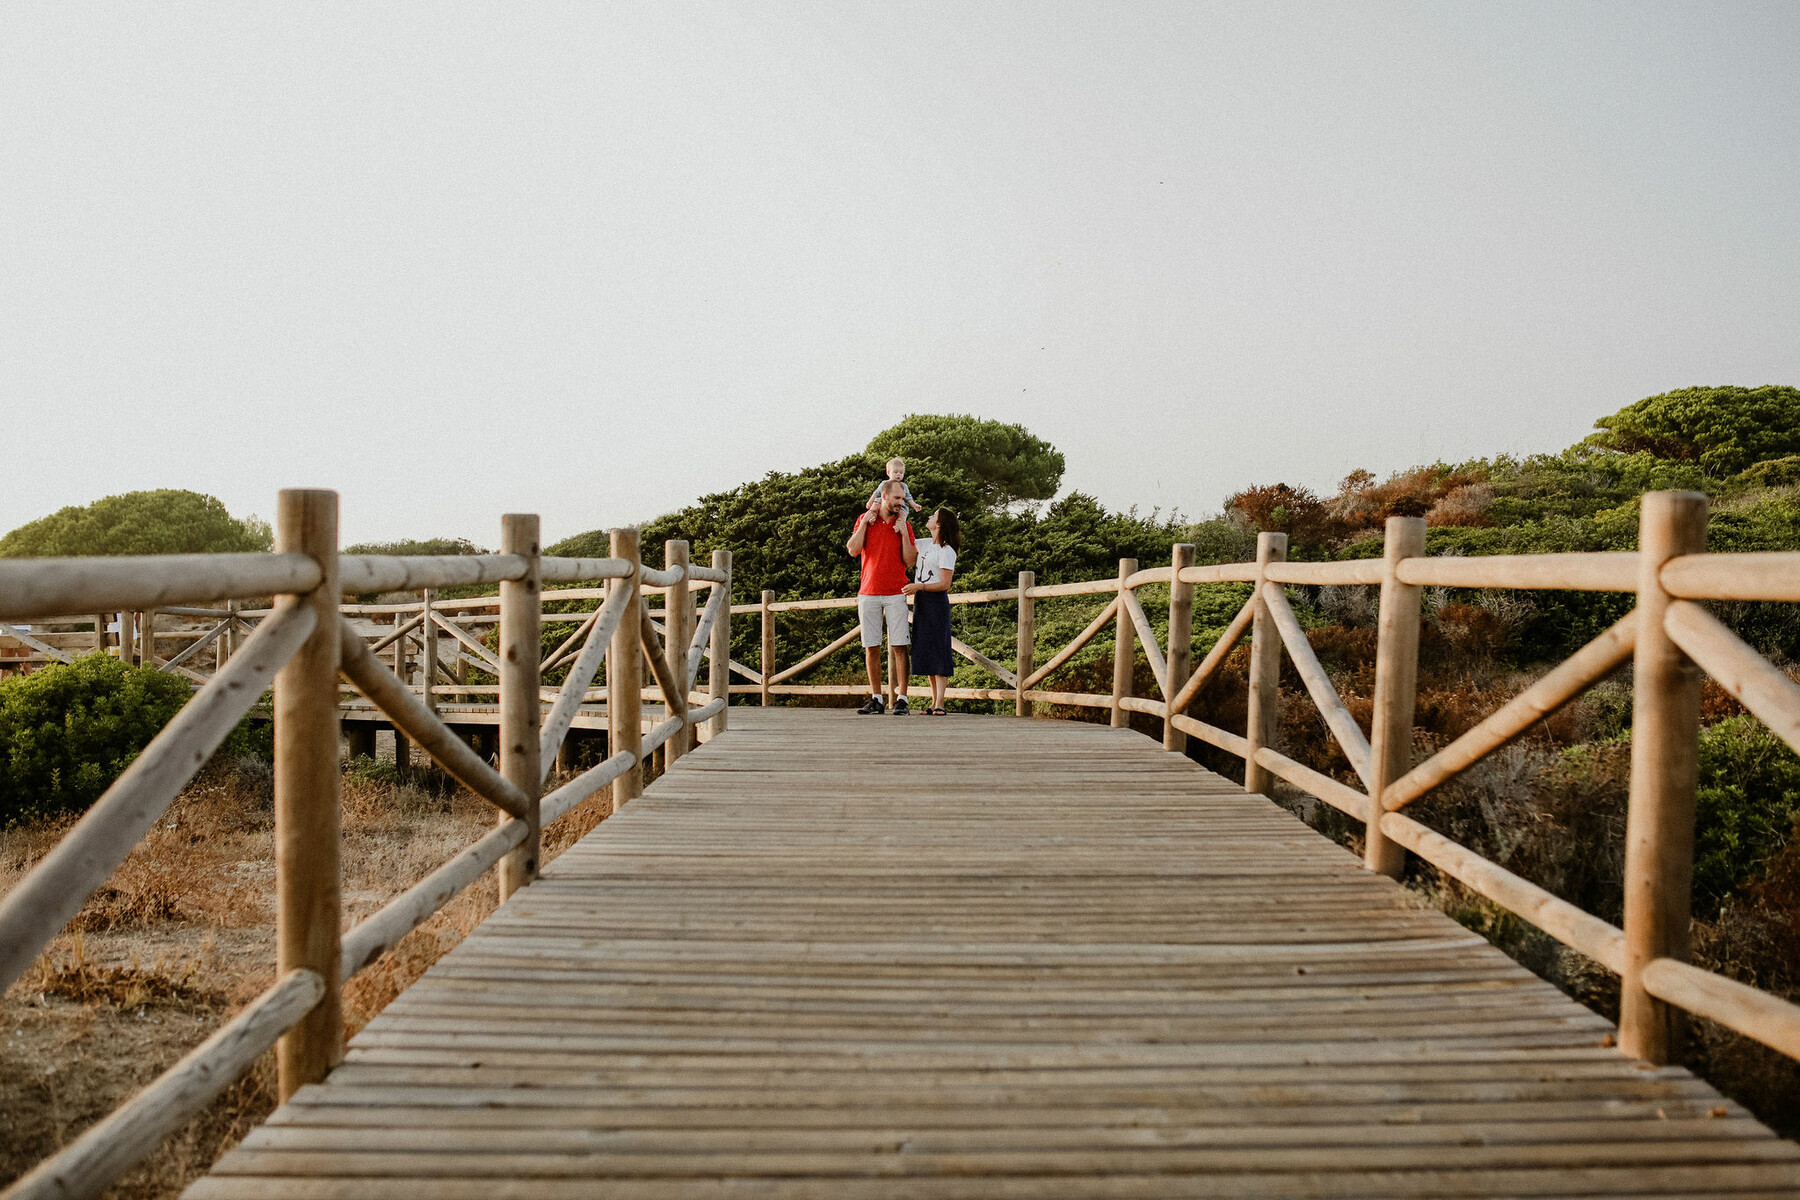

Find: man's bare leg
864;646;883;695
891;646;910;698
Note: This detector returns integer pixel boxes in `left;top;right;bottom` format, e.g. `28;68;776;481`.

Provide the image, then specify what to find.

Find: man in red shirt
845;479;919;715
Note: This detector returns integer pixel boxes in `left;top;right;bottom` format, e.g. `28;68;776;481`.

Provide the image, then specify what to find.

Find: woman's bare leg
932;675;948;709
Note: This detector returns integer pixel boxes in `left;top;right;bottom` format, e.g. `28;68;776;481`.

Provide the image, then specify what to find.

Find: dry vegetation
0;738;616;1198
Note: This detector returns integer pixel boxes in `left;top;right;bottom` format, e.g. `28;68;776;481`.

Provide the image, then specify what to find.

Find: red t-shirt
856;514;914;595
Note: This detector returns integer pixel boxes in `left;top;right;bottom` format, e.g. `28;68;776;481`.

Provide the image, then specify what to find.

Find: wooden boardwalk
190;709;1800;1198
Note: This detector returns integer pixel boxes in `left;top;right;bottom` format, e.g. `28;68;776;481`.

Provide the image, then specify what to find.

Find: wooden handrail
1662;551;1800;601
1395;550;1638;591
0;552;322;620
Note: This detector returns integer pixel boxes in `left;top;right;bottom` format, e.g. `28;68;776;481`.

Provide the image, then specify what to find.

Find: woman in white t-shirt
901;508;960;714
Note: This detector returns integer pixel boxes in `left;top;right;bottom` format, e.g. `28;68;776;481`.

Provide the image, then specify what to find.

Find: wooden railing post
760;589;775;707
1242;532;1288;794
709;550;732;738
1110;559;1137;728
1164;544;1195;751
94;613;108;657
1367;516;1426;877
392;614;411;777
421;589;438;714
497;515;542;901
1016;571;1035;718
141;608;157;667
224;599;239;662
1621;490;1708;1063
119;609;135;665
273;488;342;1102
609;528;644;810
665;540;692;763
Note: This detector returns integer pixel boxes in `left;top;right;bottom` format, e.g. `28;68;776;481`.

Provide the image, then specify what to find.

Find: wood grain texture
189;709;1798;1198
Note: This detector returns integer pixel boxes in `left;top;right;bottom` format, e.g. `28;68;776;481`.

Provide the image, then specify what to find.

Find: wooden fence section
744;493;1800;1072
189;709;1800;1198
0;492;730;1200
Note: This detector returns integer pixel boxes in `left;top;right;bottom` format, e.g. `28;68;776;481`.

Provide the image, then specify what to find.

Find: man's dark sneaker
857;694;886;715
892;697;910;716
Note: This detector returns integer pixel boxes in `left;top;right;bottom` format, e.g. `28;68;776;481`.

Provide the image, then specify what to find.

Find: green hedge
0;655;192;825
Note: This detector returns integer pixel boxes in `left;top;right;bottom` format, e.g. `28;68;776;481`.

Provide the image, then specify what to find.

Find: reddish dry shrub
1332;466;1492;533
1434;601;1508;657
1226;483;1343;548
1701;678;1747;722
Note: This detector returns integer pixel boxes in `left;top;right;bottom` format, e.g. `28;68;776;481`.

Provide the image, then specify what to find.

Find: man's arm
899;523;918;569
845;513;869;558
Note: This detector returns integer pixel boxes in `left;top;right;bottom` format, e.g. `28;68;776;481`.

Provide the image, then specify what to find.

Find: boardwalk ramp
190;709;1800;1198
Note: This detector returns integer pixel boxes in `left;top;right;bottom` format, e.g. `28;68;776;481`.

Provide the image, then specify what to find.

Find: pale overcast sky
3;2;1797;547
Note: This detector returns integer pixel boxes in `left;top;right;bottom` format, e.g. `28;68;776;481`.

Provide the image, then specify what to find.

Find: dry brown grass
0;742;616;1197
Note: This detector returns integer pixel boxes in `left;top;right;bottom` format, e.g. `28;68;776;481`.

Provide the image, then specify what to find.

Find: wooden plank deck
189;708;1800;1198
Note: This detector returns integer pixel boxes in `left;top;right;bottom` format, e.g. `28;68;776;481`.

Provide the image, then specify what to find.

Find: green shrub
0;655;192;825
1694;716;1800;914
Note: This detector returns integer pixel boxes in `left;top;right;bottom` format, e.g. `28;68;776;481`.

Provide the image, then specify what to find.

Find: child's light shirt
913;540;958;587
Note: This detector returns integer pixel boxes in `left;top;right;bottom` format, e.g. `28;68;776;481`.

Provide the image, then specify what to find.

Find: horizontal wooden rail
1265;560;1384;586
1661;551;1800;602
1641;957;1800;1061
4;968;325;1200
338;554;528;594
1394;551;1638;592
1019;688;1113;708
1122;565;1173;589
1169;713;1250;759
1176;562;1261;586
1382;612;1639;812
1117;695;1166;718
1251;746;1370;822
1381;811;1627;974
0;553;321;620
0;602;316;995
539;556;632;584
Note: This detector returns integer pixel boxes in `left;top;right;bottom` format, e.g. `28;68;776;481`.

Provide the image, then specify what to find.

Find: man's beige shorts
858;593;910;648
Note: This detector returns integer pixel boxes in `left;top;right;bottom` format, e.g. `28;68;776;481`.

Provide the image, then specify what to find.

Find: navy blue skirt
910;590;954;677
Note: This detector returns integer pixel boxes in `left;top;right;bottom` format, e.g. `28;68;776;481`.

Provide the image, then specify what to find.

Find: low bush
0;655;192;825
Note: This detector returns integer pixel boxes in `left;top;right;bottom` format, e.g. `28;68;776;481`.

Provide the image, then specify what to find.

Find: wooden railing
740;491;1800;1071
0;491;731;1200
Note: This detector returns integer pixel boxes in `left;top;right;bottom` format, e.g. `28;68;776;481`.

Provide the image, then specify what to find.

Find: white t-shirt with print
913;540;958;587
